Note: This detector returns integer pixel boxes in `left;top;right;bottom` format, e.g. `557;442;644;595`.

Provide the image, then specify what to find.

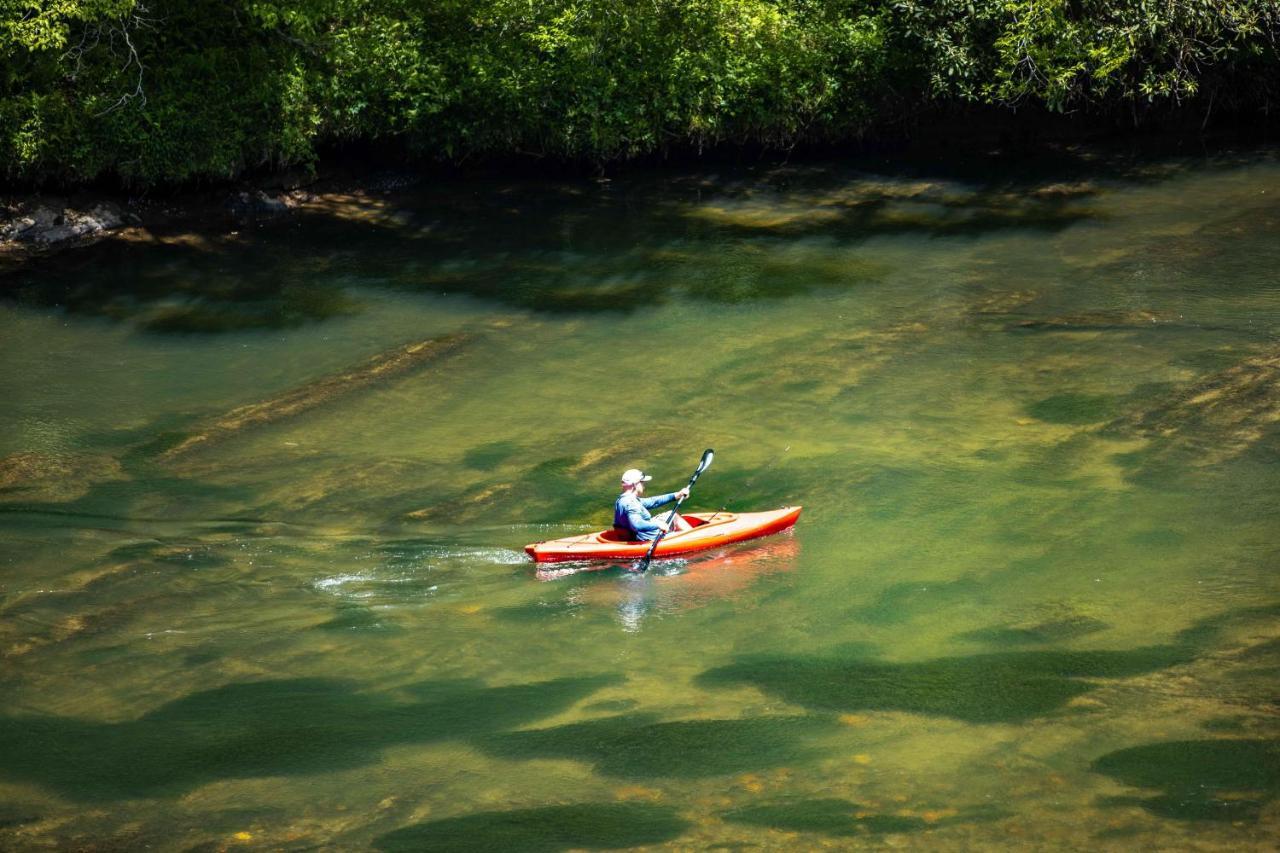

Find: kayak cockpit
594;512;736;544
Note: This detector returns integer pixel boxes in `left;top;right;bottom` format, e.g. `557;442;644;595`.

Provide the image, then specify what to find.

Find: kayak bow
524;506;801;563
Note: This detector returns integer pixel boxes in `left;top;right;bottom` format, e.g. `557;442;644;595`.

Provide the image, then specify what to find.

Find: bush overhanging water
4;0;1279;186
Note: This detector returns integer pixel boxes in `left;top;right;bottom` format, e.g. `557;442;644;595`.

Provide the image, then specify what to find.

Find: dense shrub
2;0;1278;186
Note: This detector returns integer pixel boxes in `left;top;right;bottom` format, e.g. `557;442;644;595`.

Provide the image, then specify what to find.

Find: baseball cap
620;468;652;486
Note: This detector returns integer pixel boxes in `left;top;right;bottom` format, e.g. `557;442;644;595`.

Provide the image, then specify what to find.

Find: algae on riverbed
159;332;472;462
2;152;1279;850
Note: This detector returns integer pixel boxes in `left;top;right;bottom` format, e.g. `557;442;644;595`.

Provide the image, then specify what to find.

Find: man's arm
624;504;664;536
641;487;691;510
640;492;677;510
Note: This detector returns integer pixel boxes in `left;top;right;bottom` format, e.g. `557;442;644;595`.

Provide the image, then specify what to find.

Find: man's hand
675;487;691;501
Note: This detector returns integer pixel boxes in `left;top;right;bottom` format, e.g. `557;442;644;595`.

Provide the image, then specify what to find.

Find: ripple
312;573;376;592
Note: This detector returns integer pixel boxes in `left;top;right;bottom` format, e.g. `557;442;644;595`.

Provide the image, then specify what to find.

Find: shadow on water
1172;602;1280;650
314;602;406;633
697;646;1193;723
1024;393;1123;426
3;238;361;333
0;675;619;801
410;435;813;528
850;578;987;626
684;188;1099;242
373;803;689;852
699;601;1280;727
721;798;1009;837
1092;739;1280;822
0;151;1166;331
0;470;256;527
477;713;835;778
955;616;1111;647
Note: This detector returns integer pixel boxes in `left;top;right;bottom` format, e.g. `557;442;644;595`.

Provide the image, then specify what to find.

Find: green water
2;149;1280;849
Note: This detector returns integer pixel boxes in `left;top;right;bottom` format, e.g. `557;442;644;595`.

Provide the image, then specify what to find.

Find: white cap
620;468;652;486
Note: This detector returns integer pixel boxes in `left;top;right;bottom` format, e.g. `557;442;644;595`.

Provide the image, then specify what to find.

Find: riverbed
2;147;1279;849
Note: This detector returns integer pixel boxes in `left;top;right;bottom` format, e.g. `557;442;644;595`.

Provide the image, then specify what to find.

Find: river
2;147;1278;849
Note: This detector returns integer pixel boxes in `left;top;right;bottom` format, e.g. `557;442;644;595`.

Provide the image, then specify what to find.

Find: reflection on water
532;534;799;633
2;148;1280;849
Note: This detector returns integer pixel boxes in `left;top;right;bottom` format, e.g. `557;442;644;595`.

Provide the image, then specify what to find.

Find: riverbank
0;176;412;269
4;115;1275;270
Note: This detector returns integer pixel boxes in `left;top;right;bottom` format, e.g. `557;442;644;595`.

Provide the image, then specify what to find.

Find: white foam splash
312;573;374;591
416;546;527;565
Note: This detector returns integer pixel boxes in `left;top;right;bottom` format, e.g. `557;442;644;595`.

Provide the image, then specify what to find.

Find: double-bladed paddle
635;448;714;573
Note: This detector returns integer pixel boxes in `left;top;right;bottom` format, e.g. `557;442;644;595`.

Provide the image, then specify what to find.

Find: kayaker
614;468;692;541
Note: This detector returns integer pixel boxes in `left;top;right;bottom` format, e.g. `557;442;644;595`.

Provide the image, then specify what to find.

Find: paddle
635;448;714;573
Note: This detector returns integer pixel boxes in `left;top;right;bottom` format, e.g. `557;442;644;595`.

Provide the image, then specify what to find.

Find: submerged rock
406;424;684;524
374;803;689;852
724;320;931;403
0;451;125;503
160;332;472;462
1109;344;1280;467
967;289;1039;316
721;797;1007;838
1010;310;1173;332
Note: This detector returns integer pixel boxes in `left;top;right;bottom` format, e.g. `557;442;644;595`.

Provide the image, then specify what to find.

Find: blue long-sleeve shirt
614;491;678;541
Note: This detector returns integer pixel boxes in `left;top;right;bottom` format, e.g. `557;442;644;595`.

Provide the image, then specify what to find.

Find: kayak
524;506;802;563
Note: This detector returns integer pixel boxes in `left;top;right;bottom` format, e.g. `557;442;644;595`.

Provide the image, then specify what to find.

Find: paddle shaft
703;445;789;526
637;449;714;572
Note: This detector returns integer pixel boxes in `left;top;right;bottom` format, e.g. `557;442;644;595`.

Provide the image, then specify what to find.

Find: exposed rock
160;332;473;461
1;199;129;247
226;190;292;220
0;198;62;240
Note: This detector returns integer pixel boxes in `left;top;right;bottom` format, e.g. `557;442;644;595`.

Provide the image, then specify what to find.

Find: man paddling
614;468;692;541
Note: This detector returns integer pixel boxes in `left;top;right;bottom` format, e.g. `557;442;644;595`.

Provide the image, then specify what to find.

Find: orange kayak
524;506;802;563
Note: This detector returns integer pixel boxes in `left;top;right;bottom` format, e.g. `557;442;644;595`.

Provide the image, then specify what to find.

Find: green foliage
2;0;1279;186
895;0;1280;111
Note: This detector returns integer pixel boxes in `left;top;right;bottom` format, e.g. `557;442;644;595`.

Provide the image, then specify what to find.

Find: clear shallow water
2;149;1279;849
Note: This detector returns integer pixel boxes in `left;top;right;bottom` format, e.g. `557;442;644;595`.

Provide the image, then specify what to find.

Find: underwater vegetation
478;714;836;779
373;803;689;852
159;332;472;462
954;608;1110;646
697;646;1194;723
1110;343;1280;470
0;675;619;801
721;797;1008;837
1092;739;1280;822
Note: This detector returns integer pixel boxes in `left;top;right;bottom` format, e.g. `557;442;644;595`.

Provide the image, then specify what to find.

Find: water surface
2;149;1279;849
